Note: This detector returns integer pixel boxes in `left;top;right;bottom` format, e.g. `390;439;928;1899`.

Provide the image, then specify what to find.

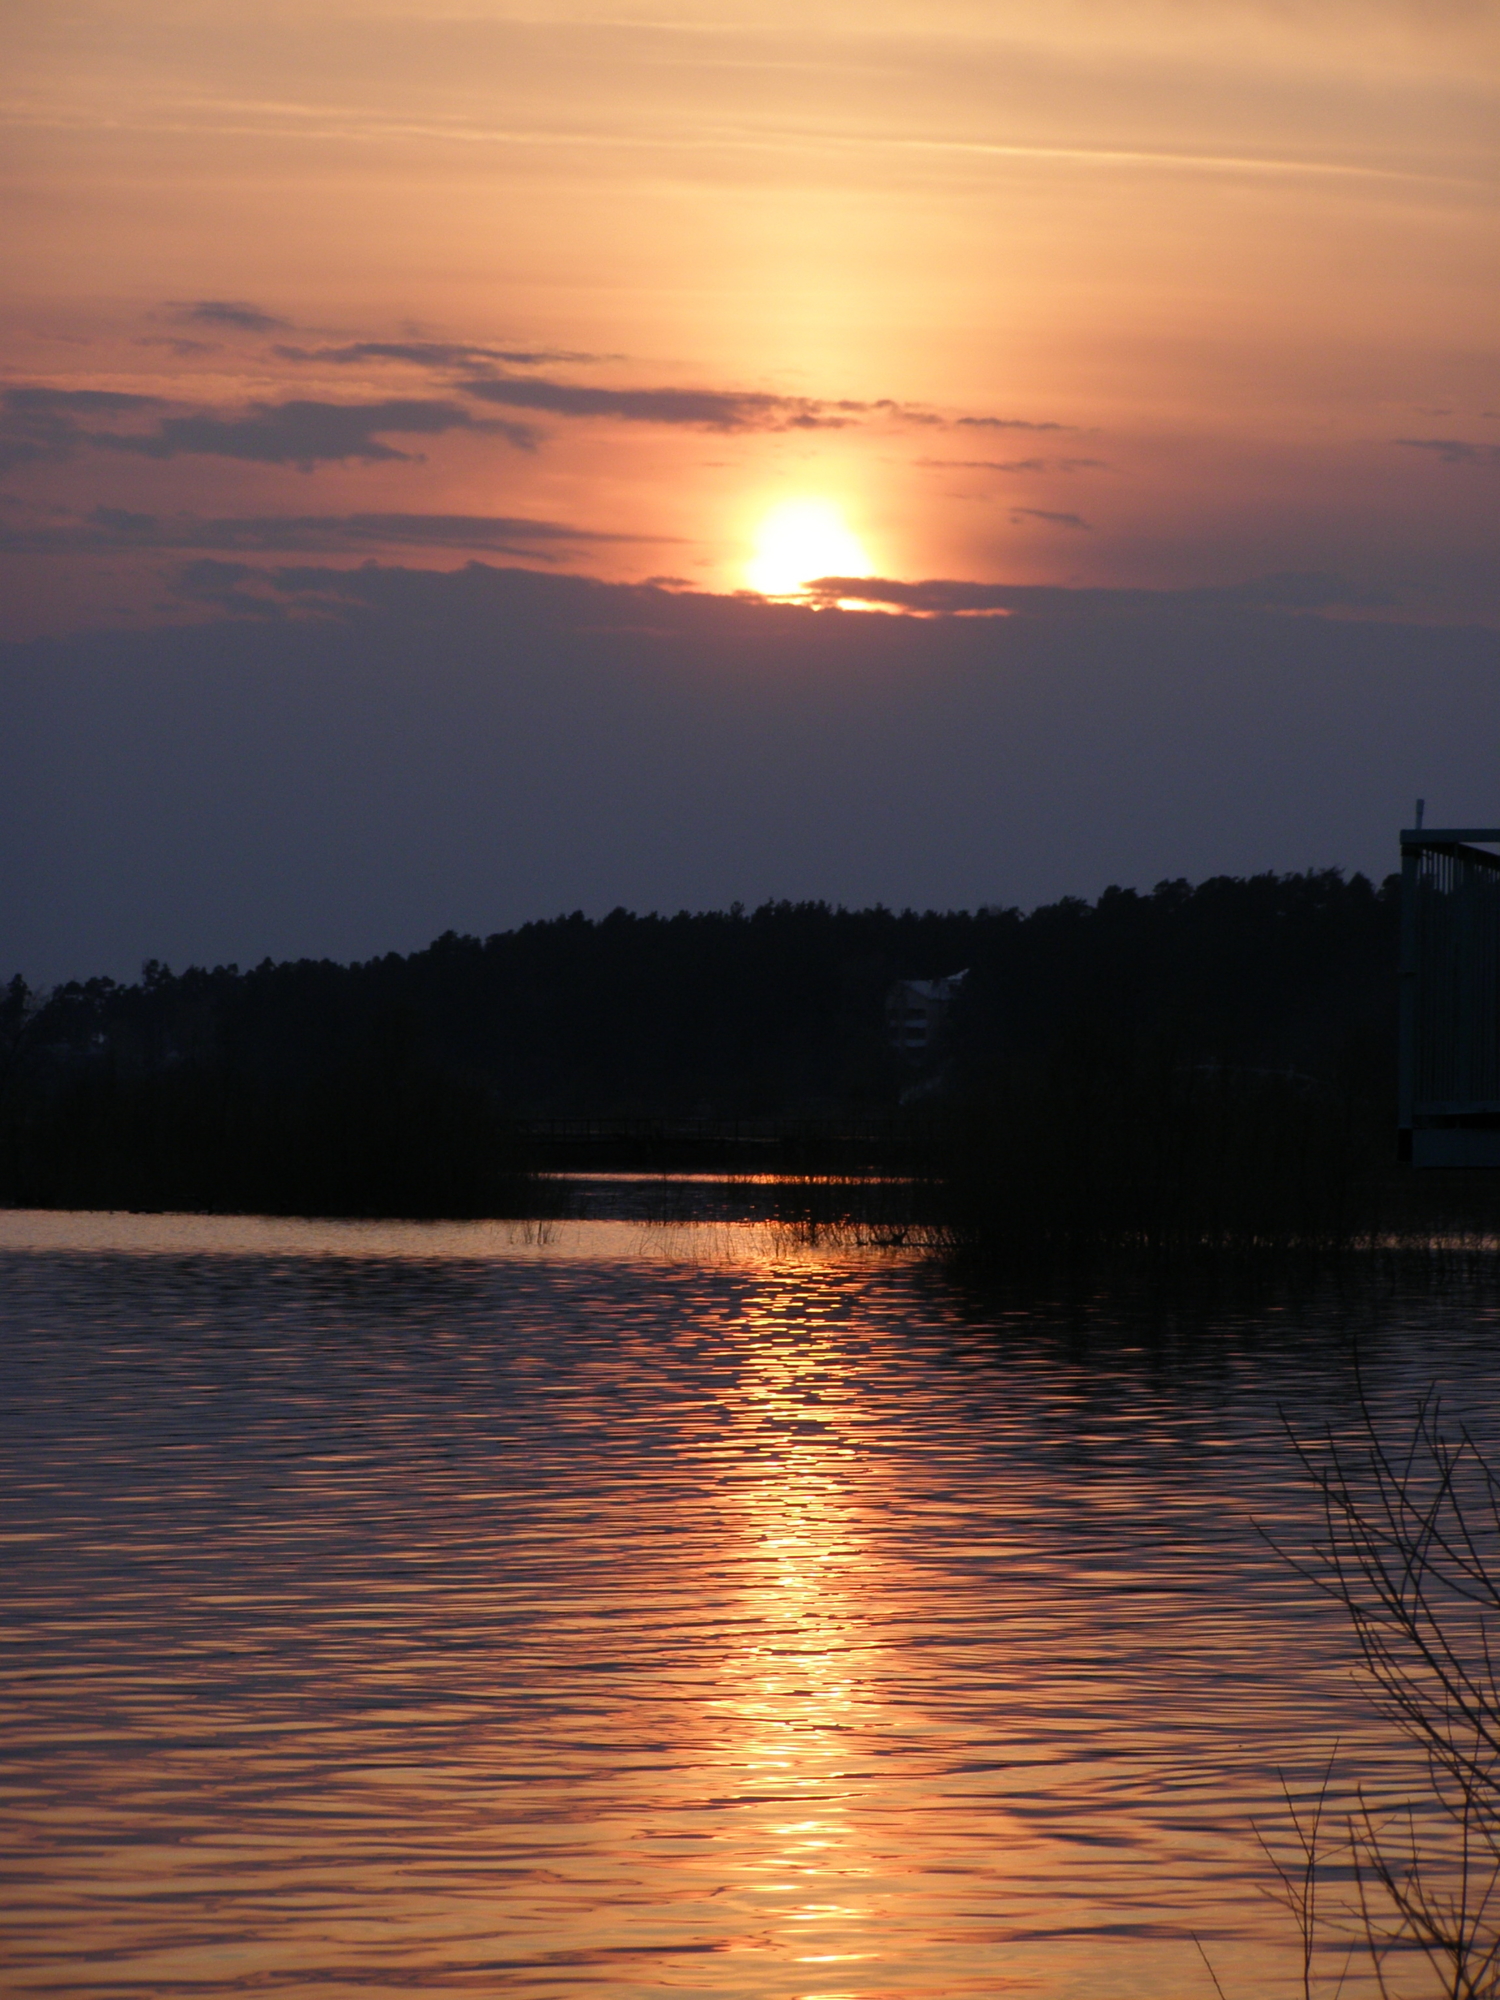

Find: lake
4;1197;1499;1998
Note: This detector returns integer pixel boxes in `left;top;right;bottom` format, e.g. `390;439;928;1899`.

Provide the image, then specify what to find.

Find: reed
927;1039;1500;1273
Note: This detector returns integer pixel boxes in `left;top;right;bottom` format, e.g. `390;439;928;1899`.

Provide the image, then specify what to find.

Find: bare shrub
1247;1399;1500;1997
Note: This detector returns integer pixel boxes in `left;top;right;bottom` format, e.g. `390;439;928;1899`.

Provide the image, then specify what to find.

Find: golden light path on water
708;1268;885;1989
3;1206;1495;1997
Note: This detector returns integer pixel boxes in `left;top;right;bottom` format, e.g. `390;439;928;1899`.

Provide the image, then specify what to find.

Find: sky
2;0;1497;981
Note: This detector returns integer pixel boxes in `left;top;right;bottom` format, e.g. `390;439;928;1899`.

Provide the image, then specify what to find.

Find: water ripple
3;1213;1499;1995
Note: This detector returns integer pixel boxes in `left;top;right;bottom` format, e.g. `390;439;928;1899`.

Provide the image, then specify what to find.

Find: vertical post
1397;834;1420;1162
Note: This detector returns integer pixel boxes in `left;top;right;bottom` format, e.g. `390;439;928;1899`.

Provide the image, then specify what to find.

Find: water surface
4;1206;1499;1997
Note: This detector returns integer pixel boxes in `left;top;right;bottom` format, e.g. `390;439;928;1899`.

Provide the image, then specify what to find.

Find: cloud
278;341;903;430
4;387;163;414
0;386;165;470
955;415;1074;432
90;397;537;465
1;384;538;469
462;374;867;432
0;508;656;558
5;368;973;464
464;374;1069;436
276;341;608;369
169;299;291;333
270;333;1078;440
1010;507;1092;529
804;571;1377;615
1394;437;1500;466
278;340;863;430
135;337;218;356
164;557;701;619
153;560;1383;627
918;457;1107;474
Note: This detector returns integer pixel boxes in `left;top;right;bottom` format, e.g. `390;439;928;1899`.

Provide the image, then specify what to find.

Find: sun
745;499;871;599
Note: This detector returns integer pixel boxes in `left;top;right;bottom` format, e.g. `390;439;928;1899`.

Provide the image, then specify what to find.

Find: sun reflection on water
711;1266;881;1972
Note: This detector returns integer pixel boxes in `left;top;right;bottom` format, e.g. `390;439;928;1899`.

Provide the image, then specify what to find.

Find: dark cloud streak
157;561;1385;624
464;374;1068;437
1394;437;1500;466
94;397;536;465
0;508;652;557
806;572;1378;615
170;300;291;333
918;456;1107;473
7;388;165;412
1010;507;1092;529
277;341;609;369
0;392;539;468
0;386;165;470
955;415;1074;433
277;334;1067;437
462;375;860;432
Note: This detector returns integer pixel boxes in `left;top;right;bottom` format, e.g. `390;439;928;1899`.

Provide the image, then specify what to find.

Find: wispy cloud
0;507;651;557
94;397;537;465
462;374;868;432
169;299;292;333
803;572;1372;615
0;390;537;468
462;372;1068;435
955;414;1074;433
275;333;1075;438
1;345;1083;495
0;386;164;470
1010;507;1092;529
1394;436;1500;466
140;559;1392;630
3;387;163;414
918;456;1107;473
163;556;648;618
276;341;609;369
136;336;218;356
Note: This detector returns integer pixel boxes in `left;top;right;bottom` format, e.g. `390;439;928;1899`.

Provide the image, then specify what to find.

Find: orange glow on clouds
0;0;1495;632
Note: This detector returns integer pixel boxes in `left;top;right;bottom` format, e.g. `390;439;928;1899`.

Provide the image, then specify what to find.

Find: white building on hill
885;972;967;1057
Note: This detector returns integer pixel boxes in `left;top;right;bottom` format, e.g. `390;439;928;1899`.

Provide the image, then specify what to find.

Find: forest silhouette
0;870;1415;1237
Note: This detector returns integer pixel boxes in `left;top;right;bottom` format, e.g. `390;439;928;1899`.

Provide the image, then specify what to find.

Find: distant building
885;972;967;1058
1399;816;1500;1166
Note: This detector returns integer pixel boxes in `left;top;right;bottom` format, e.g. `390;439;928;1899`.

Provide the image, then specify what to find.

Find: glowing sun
745;499;871;598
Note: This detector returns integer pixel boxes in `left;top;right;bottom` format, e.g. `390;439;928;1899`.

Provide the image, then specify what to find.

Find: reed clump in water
927;1034;1500;1271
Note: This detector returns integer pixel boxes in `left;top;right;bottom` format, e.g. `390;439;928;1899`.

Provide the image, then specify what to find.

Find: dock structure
1399;817;1500;1166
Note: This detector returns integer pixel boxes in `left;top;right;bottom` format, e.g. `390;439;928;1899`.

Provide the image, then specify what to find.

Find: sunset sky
3;0;1498;977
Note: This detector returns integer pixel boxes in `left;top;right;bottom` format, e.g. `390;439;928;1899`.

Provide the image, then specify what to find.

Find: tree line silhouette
0;871;1409;1230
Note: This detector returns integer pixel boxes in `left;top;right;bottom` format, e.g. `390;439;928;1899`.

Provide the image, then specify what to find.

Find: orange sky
2;0;1497;633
